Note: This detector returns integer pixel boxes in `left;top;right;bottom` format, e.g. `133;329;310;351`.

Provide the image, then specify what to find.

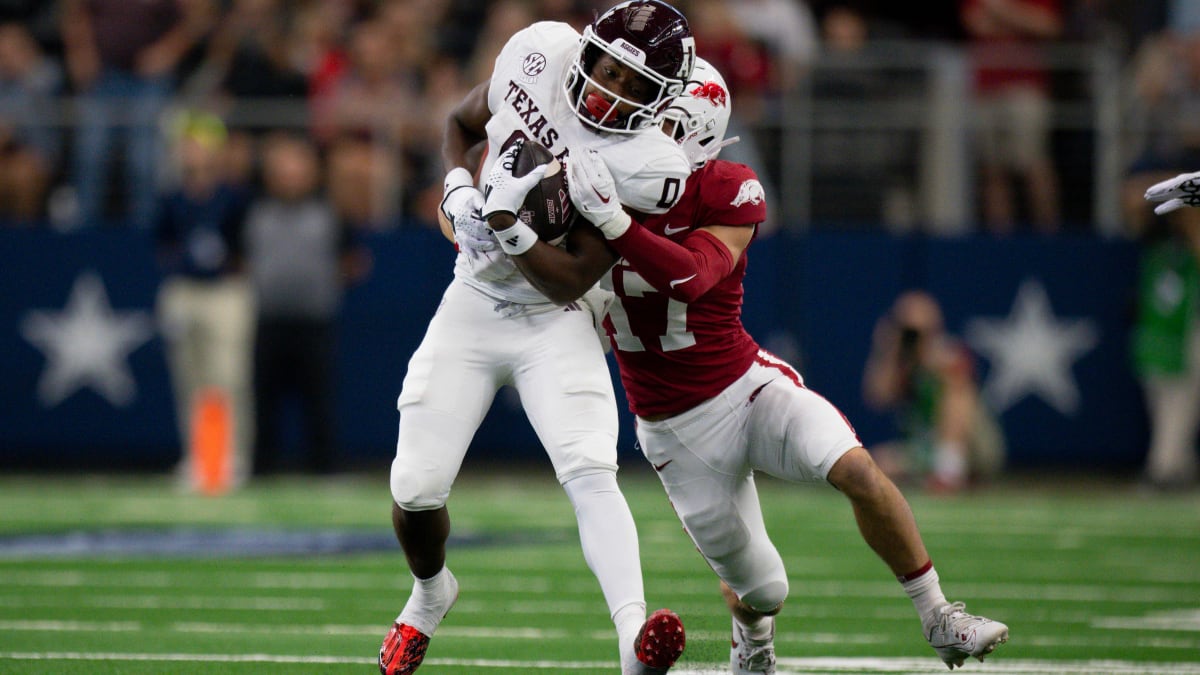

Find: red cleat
379;622;431;675
634;608;686;672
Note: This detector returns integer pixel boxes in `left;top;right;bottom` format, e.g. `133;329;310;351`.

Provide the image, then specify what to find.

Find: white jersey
455;21;691;306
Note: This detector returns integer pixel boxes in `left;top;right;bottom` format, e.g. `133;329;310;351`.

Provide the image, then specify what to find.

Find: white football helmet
563;0;696;133
660;57;738;169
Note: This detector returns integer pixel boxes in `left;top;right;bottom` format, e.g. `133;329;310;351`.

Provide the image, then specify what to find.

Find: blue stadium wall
0;227;1148;472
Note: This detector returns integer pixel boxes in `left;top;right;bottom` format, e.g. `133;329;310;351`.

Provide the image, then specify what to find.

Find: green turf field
0;466;1197;674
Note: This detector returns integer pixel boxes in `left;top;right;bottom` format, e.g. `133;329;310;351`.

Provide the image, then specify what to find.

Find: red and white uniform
606;160;862;609
605;159;762;417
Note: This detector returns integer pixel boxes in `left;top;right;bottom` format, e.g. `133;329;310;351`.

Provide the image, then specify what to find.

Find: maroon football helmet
563;0;696;133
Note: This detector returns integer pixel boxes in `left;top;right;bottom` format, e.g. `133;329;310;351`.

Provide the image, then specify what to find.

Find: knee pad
675;482;788;609
390;408;470;510
740;579;789;615
389;455;451;511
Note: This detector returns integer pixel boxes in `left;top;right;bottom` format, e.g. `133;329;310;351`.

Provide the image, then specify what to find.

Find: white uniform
391;21;691;509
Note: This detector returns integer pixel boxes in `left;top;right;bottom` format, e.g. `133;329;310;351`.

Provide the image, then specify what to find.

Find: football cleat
379;570;459;675
924;602;1009;670
379;622;432;675
731;615;776;674
631;608;686;674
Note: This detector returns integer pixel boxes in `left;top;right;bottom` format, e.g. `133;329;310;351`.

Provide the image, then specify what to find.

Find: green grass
0;466;1198;674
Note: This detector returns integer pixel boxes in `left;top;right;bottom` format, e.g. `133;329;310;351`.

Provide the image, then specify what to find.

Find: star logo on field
20;271;155;408
965;279;1098;416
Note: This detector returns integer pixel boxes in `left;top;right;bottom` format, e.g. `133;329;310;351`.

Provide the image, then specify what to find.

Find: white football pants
391;278;619;510
635;354;861;612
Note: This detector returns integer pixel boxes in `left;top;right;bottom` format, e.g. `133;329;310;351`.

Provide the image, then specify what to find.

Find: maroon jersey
605;160;767;417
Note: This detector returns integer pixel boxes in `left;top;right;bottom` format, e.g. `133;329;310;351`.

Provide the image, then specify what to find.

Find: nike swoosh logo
590;186;611;204
669;274;696;289
663;224;689;235
653;460;673;472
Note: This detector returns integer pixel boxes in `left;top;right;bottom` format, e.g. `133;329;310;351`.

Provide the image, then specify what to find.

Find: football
512;140;575;242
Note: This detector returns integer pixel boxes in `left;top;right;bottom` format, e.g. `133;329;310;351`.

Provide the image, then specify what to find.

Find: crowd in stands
0;0;1192;233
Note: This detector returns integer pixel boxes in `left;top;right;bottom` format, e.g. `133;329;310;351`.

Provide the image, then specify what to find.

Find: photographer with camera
863;290;1006;494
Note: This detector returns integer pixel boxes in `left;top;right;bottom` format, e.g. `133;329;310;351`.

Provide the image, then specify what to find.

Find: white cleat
730;616;776;674
925;601;1009;670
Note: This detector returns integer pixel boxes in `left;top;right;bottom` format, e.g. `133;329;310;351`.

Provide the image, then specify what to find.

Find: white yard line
2;652;1200;673
2;619;1198;651
4;569;1197;604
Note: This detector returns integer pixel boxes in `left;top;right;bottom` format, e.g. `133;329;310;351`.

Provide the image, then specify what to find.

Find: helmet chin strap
696;135;739;165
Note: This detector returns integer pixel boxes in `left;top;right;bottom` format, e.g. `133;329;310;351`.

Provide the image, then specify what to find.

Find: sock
562;472;645;661
398;566;456;636
563;472;645;615
614;601;647;668
738;614;775;642
899;561;947;625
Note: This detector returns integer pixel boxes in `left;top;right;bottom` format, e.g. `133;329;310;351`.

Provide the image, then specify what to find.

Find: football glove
482;140;549;221
579;286;615;354
454;227;516;282
566;148;631;239
440;167;489;240
1145;170;1200;215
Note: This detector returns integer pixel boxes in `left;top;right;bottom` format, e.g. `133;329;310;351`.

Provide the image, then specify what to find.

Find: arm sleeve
607;224;733;303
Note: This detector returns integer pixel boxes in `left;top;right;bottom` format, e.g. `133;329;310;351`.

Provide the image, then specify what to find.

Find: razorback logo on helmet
731;179;765;207
690;81;727;108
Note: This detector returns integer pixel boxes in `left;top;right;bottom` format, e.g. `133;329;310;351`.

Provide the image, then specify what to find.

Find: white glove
1145;170;1200;215
482;140;549;221
566;147;631;239
440;167;487;234
579;286;615;354
454;227;516;281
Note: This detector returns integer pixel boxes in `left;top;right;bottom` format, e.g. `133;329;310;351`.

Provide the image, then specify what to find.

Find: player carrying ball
381;2;696;674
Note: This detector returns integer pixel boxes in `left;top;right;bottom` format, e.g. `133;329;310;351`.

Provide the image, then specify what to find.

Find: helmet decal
690;81;727;108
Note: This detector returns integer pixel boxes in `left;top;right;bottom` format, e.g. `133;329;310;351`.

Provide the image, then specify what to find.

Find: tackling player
482;58;1010;673
380;3;694;674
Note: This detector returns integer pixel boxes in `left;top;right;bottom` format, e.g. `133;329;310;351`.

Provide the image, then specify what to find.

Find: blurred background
0;0;1196;489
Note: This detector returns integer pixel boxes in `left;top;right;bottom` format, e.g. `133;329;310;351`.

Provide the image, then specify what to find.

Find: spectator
286;0;349;106
961;0;1064;234
198;0;308;131
313;17;414;228
61;0;207;229
0;21;62;225
688;0;808;234
154;111;254;490
1122;29;1200;234
807;4;920;229
1137;171;1200;491
243;132;371;476
863;290;1006;493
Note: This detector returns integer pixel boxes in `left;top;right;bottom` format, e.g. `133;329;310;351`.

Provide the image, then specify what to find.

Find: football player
482;58;1010;673
380;3;694;675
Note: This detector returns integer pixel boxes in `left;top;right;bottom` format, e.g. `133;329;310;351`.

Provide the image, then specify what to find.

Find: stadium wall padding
0;227;1147;472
